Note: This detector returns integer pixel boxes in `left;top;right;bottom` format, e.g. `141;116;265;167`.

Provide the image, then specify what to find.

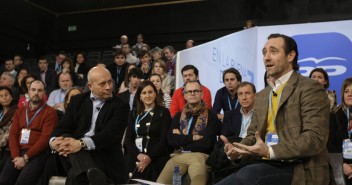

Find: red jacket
170;85;212;117
9;101;58;159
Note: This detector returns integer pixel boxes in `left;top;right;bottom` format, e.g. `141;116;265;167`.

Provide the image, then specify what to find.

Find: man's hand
50;136;65;151
343;163;352;179
137;153;151;173
172;129;181;135
220;135;240;160
12;157;26;170
53;103;64;111
58;137;82;156
233;131;269;157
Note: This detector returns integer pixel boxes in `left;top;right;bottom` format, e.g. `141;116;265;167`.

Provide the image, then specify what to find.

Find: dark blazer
52;92;130;184
327;107;348;153
75;63;91;87
32;67;58;96
220;108;243;139
107;63;128;91
124;106;172;181
212;86;240;114
241;72;330;185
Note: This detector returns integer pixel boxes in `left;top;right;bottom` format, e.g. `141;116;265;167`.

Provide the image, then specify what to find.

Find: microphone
272;91;277;97
96;107;101;111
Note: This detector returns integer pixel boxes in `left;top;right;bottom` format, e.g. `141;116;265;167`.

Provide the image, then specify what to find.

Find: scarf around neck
179;101;208;136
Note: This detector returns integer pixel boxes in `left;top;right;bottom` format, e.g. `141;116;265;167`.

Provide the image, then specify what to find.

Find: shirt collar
240;107;254;116
272;70;293;90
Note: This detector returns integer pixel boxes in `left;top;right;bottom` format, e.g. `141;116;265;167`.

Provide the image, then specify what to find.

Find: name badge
20;128;31;144
343;139;352;159
135;137;143;152
266;133;279;146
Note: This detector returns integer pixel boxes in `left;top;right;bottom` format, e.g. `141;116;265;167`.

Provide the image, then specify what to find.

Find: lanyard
268;91;282;125
347;108;352;138
26;104;46;127
186;117;194;134
227;95;239;110
239;113;252;137
0;111;4;121
135;111;151;135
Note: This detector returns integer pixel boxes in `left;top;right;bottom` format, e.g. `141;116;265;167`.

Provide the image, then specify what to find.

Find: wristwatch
79;139;87;149
23;154;29;163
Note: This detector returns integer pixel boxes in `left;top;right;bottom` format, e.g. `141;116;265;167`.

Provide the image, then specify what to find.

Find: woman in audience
74;52;90;87
0;86;18;172
309;68;337;111
118;64;136;94
13;68;29;91
18;74;47;108
61;58;78;86
63;87;83;111
124;81;171;182
149;74;172;109
327;77;352;184
151;59;174;94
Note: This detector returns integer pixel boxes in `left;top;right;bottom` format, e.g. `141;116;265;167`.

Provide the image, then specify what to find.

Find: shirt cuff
81;137;96;150
268;146;275;159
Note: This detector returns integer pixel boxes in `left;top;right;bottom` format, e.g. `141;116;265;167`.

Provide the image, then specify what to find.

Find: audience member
13;68;29;90
3;59;17;79
107;50;128;92
169;65;212;117
118;68;143;110
140;44;150;52
151;59;174;94
63;87;83;111
49;51;67;74
309;68;337;111
151;47;163;62
132;34;145;56
244;20;255;29
149;74;172;109
113;35;128;50
185;39;194;49
13;54;28;72
49;67;129;185
0;80;58;184
213;68;242;120
74;52;90;87
138;50;153;80
33;56;58;96
118;64;136;94
0;72;20;105
61;58;78;86
163;46;176;77
0;87;18;173
18;74;48;108
217;33;330;185
122;43;138;64
124;81;171;182
157;80;220;185
327;77;352;184
47;72;73;111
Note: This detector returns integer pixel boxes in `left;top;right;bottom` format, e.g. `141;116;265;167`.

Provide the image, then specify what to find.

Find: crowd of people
0;32;349;185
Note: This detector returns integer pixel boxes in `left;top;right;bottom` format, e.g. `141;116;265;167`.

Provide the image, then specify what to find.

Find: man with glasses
170;65;212;117
157;80;220;185
49;51;67;74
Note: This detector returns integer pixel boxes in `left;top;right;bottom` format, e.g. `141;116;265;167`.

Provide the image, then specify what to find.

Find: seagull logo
298;57;348;76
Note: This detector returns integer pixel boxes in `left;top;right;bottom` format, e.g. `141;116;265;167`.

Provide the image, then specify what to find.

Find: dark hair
56;50;67;56
128;68;143;79
14;68;29;89
64;87;83;110
61;58;75;73
309;68;329;89
138;50;151;58
238;81;256;94
163;46;175;53
14;54;23;61
149;74;165;106
29;80;46;90
57;72;72;83
134;80;161;115
137;33;144;39
0;86;14;100
4;58;14;64
222;68;242;82
74;52;86;63
341;77;352;106
114;49;126;58
20;74;37;94
122;64;137;88
268;33;299;71
152;59;167;74
0;86;16;127
183;80;202;94
181;65;199;77
37;56;48;63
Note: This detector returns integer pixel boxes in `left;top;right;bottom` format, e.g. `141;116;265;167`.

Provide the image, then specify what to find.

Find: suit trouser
157;152;210;185
0;149;49;185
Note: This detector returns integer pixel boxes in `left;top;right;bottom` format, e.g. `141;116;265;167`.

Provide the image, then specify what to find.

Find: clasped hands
221;131;269;160
136;153;151;173
50;136;82;157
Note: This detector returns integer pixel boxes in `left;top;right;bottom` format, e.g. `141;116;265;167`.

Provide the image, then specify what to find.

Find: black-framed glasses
184;89;202;95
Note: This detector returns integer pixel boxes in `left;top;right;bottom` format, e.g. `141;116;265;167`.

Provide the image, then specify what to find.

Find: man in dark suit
49;67;130;185
49;51;67;74
107;49;128;92
217;34;331;185
33;56;58;96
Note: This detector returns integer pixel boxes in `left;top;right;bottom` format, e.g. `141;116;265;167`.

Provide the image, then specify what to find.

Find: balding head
87;67;113;100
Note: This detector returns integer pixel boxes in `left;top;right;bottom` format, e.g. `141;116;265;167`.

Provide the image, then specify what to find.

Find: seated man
157;80;220;185
212;68;242;120
0;80;58;184
47;72;73;111
49;67;129;185
170;65;212;117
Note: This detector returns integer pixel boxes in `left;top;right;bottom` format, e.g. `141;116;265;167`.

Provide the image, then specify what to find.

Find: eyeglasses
184;89;202;95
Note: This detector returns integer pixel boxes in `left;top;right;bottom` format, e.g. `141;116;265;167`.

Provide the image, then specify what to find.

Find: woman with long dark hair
124;81;171;182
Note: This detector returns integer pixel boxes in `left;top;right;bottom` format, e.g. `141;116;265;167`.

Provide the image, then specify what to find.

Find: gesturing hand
220;135;240;160
233;131;269;157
